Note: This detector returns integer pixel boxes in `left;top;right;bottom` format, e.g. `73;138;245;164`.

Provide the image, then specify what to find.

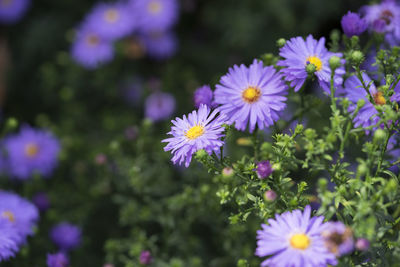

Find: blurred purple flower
50;222;82;251
71;23;114;69
139;250;153;265
0;0;30;24
0;191;39;242
145;91;175;122
362;1;400;39
341;11;367;37
47;252;69;267
32;192;50;213
129;0;179;32
193;85;214;108
355;238;370;251
139;31;178;60
2;125;61;180
85;2;136;41
0;218;20;261
322;221;354;256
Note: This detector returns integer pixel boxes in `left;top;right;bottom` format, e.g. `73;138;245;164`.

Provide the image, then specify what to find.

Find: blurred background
0;0;365;266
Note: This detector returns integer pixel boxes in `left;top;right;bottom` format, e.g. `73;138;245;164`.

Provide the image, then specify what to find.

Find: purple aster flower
255;160;273;179
193;85;214;108
162;104;226;167
50;222;82;251
139;31;178;60
71;23;114;69
0;0;30;24
129;0;178;32
84;2;136;41
322;221;354;256
0;191;39;241
341;11;368;37
0;218;20;261
277;35;345;93
255;205;337;267
355;238;370;251
2;125;61;180
139;250;153;265
344;73;382;129
391;80;400;103
32;192;50;213
362;1;400;39
144;91;176;122
214;59;288;133
47;252;69;267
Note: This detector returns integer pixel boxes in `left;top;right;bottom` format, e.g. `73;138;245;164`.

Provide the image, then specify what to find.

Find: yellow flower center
86;34;99;46
373;91;386;105
306;56;323;71
2;211;15;223
186;125;204;140
242;87;261;103
25;143;39;157
104;8;120;23
148;0;162;14
290;233;311;250
0;0;12;7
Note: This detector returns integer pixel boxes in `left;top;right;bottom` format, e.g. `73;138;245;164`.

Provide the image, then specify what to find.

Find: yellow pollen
242;87;261;103
373;91;386;105
186;125;204;140
148;1;162;14
290;233;311;250
86;34;99;46
104;8;120;23
2;211;15;223
25;143;39;157
306;56;323;71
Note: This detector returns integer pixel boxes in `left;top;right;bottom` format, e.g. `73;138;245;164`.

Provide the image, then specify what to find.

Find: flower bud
6;117;18;130
355;238;370;251
306;63;317;75
350;50;364;65
276;38;286;48
139;250;153;265
295;124;304;135
222;167;234;178
256;160;273;179
373;129;386;143
357;163;368;176
329;56;341;71
264;190;277;202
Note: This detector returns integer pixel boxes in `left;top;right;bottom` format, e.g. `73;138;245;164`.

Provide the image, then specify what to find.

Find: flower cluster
71;0;179;68
0;191;39;261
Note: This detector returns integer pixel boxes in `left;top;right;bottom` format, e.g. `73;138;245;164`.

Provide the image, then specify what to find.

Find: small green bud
109;140;120;151
276;38;286;48
222;167;234;178
306;63;317;75
295;124;304;135
304;128;316;139
318;178;328;190
350;36;359;48
373;129;387;143
357;163;368;176
329;56;341;71
6;117;18;130
385;74;394;85
350;50;364;65
195;149;208;159
330;29;340;43
237;259;249;267
272;162;281;171
260;142;272;152
142;118;153;128
357;99;366;109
